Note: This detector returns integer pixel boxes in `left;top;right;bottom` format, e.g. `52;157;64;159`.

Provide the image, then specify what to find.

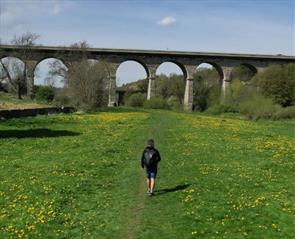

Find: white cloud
157;16;176;26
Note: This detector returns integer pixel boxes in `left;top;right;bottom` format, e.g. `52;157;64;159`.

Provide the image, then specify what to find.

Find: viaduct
1;45;294;111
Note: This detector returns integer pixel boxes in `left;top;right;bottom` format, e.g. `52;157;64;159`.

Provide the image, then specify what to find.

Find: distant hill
118;78;147;93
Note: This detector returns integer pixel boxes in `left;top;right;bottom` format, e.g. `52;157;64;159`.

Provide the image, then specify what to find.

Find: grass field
0;92;48;110
0;109;294;239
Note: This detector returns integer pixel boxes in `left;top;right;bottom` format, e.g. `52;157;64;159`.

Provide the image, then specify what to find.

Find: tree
193;67;221;111
0;57;25;99
254;64;295;107
193;78;211;111
67;59;108;109
0;32;40;99
46;59;68;87
136;79;148;93
155;74;185;104
156;74;170;98
231;65;256;82
35;85;55;102
169;74;185;104
48;41;109;110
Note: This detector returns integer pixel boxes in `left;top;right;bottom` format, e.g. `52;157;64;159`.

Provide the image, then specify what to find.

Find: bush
167;96;182;110
143;97;168;109
254;64;295;107
53;93;71;106
272;106;295;120
125;93;146;107
205;104;236;115
193;67;221;111
63;58;108;110
35;85;55;102
239;95;281;120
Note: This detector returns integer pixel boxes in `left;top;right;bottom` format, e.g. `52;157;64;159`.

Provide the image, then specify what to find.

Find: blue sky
0;0;294;85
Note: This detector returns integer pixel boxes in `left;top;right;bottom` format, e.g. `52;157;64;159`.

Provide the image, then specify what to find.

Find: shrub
63;57;108;110
193;86;210;111
254;64;295;107
239;94;281;120
53;94;71;106
205;104;236;115
125;93;146;107
167;96;182;111
35;85;55;102
193;76;220;112
143;97;168;109
272;106;295;120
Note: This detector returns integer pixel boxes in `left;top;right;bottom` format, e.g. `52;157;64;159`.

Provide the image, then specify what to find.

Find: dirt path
118;111;165;239
118;169;146;239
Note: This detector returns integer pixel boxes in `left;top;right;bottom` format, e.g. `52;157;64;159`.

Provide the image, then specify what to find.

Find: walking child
141;139;161;196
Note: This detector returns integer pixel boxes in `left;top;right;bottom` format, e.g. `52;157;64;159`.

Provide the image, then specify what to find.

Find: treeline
230;64;295;120
121;65;252;110
122;64;295;119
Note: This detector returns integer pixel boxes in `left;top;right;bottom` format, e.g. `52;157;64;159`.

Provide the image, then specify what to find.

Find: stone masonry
1;45;294;111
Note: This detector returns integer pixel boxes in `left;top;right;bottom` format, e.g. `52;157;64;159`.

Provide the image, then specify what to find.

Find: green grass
0;109;294;238
0;92;49;110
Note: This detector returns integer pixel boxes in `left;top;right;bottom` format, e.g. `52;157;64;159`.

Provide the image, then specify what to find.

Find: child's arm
141;150;145;168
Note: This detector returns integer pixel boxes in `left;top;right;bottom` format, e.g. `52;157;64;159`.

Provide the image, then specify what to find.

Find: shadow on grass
0;128;81;139
155;183;191;196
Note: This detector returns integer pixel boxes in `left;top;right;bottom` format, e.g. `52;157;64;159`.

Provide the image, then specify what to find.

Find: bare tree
66;59;108;109
70;40;90;49
48;41;109;110
48;60;68;79
39;60;68;87
0;57;25;99
45;41;90;87
0;32;40;99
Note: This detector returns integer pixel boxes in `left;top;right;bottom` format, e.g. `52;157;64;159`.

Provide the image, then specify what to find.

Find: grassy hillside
0;109;294;238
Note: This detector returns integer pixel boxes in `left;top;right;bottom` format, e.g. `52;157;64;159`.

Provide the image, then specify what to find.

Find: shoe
149;191;155;197
147;189;150;194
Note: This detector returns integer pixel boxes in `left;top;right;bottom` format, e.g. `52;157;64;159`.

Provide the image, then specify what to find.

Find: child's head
147;139;154;147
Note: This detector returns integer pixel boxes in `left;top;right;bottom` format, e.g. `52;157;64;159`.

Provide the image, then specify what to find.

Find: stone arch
156;60;187;79
115;59;149;85
0;56;27;95
34;57;68;87
116;59;149;79
0;53;24;61
231;62;258;83
115;60;149;105
155;61;187;104
0;56;25;80
240;63;258;74
87;58;99;65
196;61;224;82
35;56;68;70
193;62;223;111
